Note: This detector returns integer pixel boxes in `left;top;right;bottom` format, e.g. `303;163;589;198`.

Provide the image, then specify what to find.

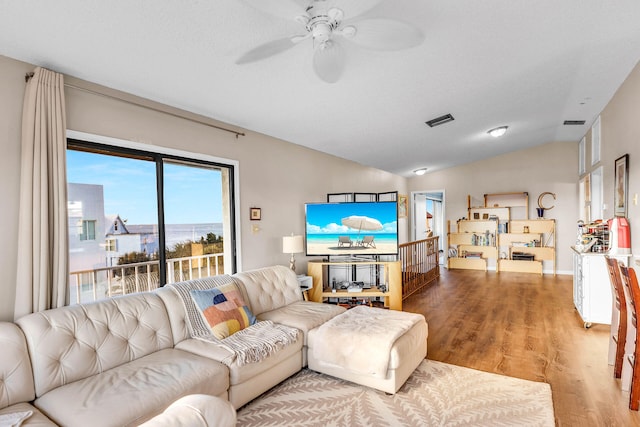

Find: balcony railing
399;236;440;299
69;252;224;304
72;241;439;305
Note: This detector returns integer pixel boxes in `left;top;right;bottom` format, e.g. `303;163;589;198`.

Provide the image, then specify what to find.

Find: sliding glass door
66;139;236;304
163;160;228;283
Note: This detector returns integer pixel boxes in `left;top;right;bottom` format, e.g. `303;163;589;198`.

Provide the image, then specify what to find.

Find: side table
297;275;313;301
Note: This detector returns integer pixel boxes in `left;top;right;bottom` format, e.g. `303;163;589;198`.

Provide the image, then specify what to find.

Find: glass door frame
67;130;242;280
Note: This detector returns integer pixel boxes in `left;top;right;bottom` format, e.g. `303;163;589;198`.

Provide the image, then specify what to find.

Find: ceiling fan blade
323;0;385;20
236;37;301;64
347;18;424;51
241;0;309;19
313;40;346;83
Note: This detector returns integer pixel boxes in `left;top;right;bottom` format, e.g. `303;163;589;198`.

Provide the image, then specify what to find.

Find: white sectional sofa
1;265;348;426
14;292;231;427
156;265;346;408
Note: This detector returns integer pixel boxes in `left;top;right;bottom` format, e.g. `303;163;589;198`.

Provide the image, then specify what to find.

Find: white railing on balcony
69;253;224;304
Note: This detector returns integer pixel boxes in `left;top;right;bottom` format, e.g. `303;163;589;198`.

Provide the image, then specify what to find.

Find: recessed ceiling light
487;126;508;137
413;168;428;176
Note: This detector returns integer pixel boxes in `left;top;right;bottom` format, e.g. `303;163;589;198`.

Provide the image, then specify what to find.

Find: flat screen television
305;201;398;256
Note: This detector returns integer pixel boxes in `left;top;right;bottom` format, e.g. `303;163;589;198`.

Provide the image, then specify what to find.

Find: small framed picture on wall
398;194;408;218
250;207;261;221
614;154;629;217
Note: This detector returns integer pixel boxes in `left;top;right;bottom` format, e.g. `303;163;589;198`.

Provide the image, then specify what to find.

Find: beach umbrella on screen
341;215;383;237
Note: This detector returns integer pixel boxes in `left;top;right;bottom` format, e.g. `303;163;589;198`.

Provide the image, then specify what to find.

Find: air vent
563;120;586;125
426;114;454;127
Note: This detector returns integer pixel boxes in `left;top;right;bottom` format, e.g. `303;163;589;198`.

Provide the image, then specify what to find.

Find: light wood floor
402;268;640;427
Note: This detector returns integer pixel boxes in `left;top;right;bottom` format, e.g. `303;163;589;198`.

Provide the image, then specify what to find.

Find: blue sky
66;150;222;225
306;202;397;234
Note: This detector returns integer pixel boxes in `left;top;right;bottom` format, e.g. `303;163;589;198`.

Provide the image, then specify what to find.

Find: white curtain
14;67;69;320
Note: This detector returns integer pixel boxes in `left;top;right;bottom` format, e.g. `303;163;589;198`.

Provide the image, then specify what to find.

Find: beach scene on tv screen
305;202;398;256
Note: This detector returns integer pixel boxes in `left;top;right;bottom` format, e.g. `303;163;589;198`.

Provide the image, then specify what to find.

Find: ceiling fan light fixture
238;0;424;83
327;7;343;23
487;126;508;138
339;25;357;38
313;39;345;83
312;23;332;45
413;168;428;176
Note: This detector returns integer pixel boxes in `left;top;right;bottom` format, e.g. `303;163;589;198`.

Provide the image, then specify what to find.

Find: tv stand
307;259;402;311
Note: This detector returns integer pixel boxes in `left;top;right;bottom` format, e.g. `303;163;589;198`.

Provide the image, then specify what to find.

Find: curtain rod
25;72;245;139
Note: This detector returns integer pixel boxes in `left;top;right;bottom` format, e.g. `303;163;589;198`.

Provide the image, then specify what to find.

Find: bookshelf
447;219;498;271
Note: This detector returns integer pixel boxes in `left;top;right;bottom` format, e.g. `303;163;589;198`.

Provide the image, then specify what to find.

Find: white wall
592;61;640;255
0;54;407;321
2;52;639;320
408;141;579;274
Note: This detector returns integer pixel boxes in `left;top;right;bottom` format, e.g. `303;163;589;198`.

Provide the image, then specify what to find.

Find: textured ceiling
1;0;639;176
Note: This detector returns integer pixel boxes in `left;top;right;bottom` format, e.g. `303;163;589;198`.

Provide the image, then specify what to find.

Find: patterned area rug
236;359;554;427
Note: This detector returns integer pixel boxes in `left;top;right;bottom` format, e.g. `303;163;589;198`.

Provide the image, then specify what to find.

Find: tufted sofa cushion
232;265;302;316
156;286;192;344
32;348;229;427
16;292;174;397
0;322;35;409
0;322;56;426
257;301;346;347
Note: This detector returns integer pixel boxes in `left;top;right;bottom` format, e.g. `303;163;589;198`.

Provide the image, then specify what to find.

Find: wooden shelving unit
307;260;402;311
468;206;510;221
448;192;556;275
498;219;556;275
484;192;529;219
447;219;498;271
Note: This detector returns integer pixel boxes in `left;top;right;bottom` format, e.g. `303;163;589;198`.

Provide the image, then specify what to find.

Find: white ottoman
307;306;428;394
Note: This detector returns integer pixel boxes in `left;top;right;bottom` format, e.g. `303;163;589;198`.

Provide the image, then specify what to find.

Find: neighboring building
68;184;162;302
67;183;108;302
105;215;159;266
67;183;107;274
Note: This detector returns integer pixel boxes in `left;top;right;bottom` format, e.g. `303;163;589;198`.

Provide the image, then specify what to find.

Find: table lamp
282;234;304;273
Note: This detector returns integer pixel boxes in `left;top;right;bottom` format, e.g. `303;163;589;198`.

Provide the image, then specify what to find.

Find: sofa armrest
0;322;35;409
138;394;236;427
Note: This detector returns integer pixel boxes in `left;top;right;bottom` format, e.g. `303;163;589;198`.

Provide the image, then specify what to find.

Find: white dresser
571;248;630;328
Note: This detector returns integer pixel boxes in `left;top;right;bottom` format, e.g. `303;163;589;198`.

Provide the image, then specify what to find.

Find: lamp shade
282;235;304;254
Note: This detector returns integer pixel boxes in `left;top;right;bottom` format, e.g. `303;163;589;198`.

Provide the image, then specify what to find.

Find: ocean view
124;223;224;251
164;223;224;247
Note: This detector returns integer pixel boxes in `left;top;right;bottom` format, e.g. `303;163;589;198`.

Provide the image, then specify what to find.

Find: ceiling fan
236;0;424;83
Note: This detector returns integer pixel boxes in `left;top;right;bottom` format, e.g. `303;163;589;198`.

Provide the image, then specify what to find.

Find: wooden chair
619;265;640;410
605;256;627;378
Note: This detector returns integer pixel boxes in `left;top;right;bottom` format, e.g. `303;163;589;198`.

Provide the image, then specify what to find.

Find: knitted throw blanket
197;320;299;366
168;275;299;366
0;410;33;427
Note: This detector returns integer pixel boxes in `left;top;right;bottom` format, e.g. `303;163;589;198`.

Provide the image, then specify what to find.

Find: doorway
411;190;445;265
